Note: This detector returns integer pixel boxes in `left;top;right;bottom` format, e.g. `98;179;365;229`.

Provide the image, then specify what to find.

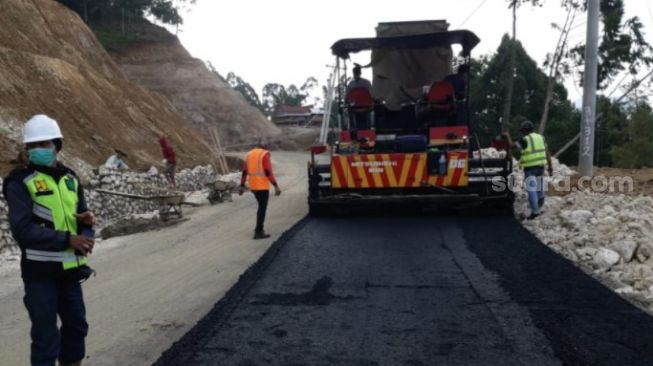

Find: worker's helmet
519;120;534;133
23;114;63;144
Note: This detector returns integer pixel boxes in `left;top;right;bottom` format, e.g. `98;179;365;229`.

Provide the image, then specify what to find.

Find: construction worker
239;140;281;239
444;64;469;101
346;64;375;131
346;63;373;94
104;149;129;169
3;115;95;366
503;120;554;220
158;136;177;190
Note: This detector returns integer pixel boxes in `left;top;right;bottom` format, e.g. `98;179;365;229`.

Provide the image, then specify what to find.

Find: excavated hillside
0;0;214;174
105;22;280;147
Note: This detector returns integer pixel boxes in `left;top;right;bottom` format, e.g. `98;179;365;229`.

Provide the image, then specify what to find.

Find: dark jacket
3;163;88;280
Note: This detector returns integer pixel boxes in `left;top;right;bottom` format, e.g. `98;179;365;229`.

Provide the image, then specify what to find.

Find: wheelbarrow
205;180;237;204
96;189;185;221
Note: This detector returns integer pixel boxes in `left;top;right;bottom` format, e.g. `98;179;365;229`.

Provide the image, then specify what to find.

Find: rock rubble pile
473;148;653;314
523;192;653;314
0;165;240;257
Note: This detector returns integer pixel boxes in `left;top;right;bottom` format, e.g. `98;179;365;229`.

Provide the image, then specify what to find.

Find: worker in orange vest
239;140;281;239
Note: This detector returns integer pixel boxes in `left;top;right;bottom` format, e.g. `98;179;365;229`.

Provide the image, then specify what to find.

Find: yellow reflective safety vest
246;148;270;191
520;133;548;168
23;171;88;271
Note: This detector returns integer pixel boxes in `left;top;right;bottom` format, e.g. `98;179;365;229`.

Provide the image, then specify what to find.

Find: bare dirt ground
547;167;652;197
593;167;653;195
0;151;309;366
275;126;321;151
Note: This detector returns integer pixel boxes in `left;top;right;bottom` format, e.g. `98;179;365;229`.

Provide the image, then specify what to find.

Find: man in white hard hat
3;115;96;366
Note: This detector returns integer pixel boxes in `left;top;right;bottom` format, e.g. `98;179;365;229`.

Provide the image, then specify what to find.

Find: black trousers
253;190;269;233
24;279;88;366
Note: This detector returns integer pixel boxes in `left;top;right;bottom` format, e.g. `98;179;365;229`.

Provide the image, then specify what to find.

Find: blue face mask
28;147;56;167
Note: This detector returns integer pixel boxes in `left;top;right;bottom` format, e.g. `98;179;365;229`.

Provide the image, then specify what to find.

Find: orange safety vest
246;148;270;191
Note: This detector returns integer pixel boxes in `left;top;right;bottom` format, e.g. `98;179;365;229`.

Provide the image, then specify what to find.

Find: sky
166;0;653;106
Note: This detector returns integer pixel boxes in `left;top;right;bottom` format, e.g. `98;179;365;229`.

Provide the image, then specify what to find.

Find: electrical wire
457;0;488;28
607;72;629;98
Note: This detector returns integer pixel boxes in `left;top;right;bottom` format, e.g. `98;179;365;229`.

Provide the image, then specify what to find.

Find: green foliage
149;0;183;25
206;63;267;115
593;96;628;166
262;77;318;116
570;0;653;89
609;104;653;168
57;0;193;25
469;35;579;164
206;61;226;82
225;72;265;114
516;0;653;90
92;26;140;51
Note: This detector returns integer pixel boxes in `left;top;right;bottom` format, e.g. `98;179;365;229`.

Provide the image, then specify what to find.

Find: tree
516;0;653;90
609;104;653;168
261;77;318;117
569;0;653;89
225;72;265;114
56;0;194;25
469;35;579;164
595;95;628;165
539;6;578;134
501;0;545;128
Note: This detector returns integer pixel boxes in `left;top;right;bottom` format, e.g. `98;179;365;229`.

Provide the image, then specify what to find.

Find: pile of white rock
523;193;653;313
508;157;653;314
86;165;218;226
472;148;653;314
0;179;19;258
0;165;238;257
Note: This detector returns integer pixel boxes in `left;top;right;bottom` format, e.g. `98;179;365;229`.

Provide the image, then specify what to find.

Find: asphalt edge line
152;216;310;365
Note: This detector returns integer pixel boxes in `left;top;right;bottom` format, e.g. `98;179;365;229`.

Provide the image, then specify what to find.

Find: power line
457;0;488;28
607;72;629;98
569;20;587;31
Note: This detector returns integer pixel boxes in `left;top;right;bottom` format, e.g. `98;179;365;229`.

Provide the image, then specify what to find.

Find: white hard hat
23;114;63;144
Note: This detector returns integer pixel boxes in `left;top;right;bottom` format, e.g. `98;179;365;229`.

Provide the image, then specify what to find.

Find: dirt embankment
547;167;653;197
0;0;215;174
105;22;281;148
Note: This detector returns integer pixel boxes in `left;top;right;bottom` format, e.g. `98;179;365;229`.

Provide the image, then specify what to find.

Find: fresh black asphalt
154;216;653;366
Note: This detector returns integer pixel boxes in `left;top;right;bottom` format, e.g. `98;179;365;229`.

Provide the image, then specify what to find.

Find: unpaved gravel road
0;151;309;366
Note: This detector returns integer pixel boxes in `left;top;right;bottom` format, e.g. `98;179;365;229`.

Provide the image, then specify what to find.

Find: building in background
272;105;324;126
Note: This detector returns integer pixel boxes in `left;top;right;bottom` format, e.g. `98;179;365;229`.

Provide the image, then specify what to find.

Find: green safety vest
23;171;88;270
520;133;548;168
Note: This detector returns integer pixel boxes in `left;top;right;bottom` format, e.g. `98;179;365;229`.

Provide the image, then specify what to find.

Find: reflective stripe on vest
246;148;270;190
520;133;547;168
23;171;88;270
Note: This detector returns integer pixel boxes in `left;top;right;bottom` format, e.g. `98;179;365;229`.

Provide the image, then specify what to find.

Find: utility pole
502;0;518;128
578;0;600;176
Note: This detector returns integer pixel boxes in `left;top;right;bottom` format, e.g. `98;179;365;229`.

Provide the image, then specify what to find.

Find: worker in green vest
503;120;553;219
3;115;96;366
